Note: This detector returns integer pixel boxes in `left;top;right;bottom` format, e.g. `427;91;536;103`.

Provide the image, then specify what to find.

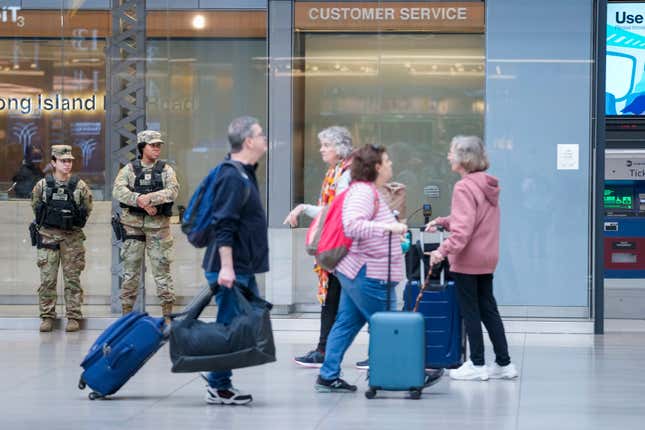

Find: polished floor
0;328;644;430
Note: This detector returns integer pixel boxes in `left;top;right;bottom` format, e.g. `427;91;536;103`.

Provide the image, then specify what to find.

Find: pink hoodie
436;172;500;275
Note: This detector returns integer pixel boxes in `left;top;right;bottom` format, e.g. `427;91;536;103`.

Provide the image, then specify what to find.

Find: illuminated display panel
606;2;645;116
604;185;634;209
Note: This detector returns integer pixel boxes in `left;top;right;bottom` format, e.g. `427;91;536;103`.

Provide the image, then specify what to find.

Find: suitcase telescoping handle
412;225;446;313
386;230;393;311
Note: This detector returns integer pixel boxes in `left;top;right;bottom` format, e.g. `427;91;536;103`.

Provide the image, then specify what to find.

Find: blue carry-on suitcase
366;232;431;400
367;311;427;399
403;228;466;369
78;312;166;400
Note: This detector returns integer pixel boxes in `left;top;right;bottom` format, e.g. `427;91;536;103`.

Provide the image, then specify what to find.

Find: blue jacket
202;158;269;275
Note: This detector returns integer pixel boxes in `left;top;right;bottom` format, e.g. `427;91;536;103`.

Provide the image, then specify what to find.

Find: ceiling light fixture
192;15;206;30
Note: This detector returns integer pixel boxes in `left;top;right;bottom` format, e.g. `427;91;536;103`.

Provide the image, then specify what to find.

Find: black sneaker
294;350;325;368
200;373;253;405
355;358;369;370
205;386;253;405
314;376;357;393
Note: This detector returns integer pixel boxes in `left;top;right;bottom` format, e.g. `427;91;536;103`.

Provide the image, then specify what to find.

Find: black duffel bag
169;283;276;373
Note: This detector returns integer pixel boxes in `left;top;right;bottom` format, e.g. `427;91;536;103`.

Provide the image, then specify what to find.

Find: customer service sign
295;2;484;32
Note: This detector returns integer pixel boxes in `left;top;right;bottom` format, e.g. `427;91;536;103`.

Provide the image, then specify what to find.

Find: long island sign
295;2;484;33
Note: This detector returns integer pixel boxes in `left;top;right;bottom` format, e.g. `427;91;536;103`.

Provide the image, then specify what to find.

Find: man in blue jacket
201;116;269;405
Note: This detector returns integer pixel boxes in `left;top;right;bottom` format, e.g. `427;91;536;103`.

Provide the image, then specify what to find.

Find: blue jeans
204;271;258;390
319;265;397;380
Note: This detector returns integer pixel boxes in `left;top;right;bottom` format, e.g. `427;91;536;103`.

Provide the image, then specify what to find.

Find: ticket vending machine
604;150;645;317
604;150;645;278
604;2;645;317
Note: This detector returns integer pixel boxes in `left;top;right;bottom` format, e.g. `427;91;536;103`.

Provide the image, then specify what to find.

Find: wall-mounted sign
1;6;24;27
557;144;580;170
606;150;645;179
0;94;102;115
294;2;485;33
0;10;266;38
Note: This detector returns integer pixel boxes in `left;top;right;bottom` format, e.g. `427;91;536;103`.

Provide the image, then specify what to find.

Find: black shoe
294;350;325;368
355;358;369;370
424;368;445;388
315;376;357;393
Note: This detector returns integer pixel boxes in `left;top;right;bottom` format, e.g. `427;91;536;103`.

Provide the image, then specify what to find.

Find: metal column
107;0;147;313
593;0;607;335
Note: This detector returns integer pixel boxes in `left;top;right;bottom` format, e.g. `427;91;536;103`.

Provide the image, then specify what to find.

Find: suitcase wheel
78;377;86;390
408;388;422;400
88;391;101;400
365;388;377;399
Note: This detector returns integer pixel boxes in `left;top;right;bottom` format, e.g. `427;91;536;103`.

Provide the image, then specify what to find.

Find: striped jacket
336;182;405;282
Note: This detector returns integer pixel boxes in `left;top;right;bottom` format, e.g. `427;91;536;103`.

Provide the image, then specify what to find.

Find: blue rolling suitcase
367;311;427;399
366;232;428;400
403;280;464;369
78;312;167;400
403;228;466;369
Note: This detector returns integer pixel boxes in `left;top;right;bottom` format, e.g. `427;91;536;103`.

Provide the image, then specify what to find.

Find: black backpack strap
223;160;252;206
153;160;166;175
45;174;55;189
44;174;55;202
67;176;80;193
130;159;142;177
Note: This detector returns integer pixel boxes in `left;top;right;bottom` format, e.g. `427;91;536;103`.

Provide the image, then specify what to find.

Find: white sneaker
449;361;489;381
487;362;519;379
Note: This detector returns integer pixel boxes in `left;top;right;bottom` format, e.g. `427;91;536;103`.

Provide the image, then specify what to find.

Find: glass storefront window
1;27;107;200
0;6;267;318
146;38;268;208
295;33;484;226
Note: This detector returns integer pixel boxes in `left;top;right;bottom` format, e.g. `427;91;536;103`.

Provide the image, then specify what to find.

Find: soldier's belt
124;234;146;242
37;239;60;250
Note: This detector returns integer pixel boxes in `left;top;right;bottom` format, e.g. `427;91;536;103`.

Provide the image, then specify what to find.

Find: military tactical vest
39;175;88;230
120;159;173;217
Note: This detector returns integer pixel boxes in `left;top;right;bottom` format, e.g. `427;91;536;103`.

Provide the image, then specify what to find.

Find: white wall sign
557;144;580;170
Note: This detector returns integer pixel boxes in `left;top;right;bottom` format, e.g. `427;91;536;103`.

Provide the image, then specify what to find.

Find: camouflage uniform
112;131;180;311
31;148;93;320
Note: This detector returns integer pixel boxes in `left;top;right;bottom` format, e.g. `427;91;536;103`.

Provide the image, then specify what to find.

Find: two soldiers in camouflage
33;130;179;331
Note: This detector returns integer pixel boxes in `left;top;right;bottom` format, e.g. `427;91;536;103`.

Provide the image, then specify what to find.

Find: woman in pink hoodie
426;136;518;381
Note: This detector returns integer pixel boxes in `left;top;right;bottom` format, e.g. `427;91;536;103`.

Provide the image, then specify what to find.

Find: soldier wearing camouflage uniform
31;145;93;333
112;130;179;319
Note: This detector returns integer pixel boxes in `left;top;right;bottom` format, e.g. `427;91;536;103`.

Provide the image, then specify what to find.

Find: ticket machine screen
604;185;634;210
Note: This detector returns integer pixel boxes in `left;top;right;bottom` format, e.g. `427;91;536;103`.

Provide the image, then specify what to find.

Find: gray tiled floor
0;329;644;430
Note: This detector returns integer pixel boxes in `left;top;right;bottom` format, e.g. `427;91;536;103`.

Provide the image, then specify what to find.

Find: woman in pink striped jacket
315;144;408;393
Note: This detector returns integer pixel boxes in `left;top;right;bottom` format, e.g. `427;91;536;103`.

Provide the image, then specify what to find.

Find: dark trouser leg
453;272;485;366
477;274;511;366
205;273;257;390
317;273;341;353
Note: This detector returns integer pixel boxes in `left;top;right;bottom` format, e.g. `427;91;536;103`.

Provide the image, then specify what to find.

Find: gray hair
450;135;489;173
228;116;260;153
317;126;353;159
